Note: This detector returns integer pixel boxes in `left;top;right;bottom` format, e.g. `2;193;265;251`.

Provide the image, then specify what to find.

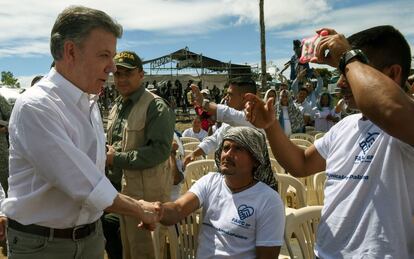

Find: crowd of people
0;4;413;259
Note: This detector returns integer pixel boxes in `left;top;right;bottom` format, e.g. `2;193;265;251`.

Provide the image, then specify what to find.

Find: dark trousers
102;213;122;259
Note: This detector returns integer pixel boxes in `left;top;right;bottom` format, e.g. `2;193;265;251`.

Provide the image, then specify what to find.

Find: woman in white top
276;89;304;136
313;92;341;132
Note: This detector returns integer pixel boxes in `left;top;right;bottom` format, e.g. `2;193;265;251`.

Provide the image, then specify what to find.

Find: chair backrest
183;142;200;151
167;212;201;259
270;158;285;174
306;130;323;137
284;206;323;259
267;146;275;159
313;171;326;205
181;137;200;145
184;150;202;160
181;159;216;194
290;133;315;143
276;173;307;209
314;132;326;141
304;126;315;133
290;138;313;148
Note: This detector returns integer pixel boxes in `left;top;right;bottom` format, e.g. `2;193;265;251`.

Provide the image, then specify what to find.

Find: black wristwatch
338;49;369;75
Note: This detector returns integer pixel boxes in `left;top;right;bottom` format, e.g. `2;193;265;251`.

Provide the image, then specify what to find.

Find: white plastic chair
180;137;200;145
312;171;326;205
290;138;313;148
290;133;315;143
284;206;323;259
167;212;201;259
314;132;326;141
270;158;285;174
181;159;216;194
276;173;307;209
183;142;200;151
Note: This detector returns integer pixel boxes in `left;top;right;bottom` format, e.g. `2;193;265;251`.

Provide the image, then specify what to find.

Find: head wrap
215;127;278;191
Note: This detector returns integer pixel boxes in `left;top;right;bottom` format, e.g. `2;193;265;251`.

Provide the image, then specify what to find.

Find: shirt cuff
84;176;118;212
216;104;227;122
198;142;210;155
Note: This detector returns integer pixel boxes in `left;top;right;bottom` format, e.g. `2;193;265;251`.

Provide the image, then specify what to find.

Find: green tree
1;71;20;88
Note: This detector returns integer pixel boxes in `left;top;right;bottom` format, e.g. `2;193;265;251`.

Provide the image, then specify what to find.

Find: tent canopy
143;47;251;77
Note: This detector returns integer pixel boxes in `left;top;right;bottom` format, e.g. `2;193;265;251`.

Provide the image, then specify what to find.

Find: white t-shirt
314;114;414;258
182;128;208;142
189;173;284;259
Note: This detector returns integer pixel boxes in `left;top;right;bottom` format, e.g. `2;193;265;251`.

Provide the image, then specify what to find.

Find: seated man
182;117;208;141
160;127;284;258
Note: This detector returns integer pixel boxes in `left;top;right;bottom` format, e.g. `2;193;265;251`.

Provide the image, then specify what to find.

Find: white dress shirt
2;68;117;228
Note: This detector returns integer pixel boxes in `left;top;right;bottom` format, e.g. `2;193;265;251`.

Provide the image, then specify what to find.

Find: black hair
228;76;257;94
298;87;308;94
348;25;411;86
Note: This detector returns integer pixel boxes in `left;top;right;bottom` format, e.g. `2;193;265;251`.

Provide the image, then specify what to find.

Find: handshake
136;199;164;231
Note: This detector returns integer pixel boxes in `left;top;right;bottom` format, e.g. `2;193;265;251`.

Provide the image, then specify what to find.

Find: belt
8;219;97;241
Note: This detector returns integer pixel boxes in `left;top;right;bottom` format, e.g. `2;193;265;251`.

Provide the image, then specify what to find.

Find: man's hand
313;28;352;68
137;200;163;231
244;93;276;130
191;84;203;106
0;216;7;241
106;145;115;166
183;153;196;167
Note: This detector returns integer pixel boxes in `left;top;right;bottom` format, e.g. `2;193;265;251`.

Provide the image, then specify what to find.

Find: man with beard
160;127;285;259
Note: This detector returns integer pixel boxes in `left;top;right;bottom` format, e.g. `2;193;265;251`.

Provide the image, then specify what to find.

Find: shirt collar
47;68;99;107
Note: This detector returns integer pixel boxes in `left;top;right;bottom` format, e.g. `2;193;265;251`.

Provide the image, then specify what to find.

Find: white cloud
270;1;414;39
0;0;412;66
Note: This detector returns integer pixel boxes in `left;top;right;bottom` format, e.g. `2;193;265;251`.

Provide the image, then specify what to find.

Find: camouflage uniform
0;94;11;193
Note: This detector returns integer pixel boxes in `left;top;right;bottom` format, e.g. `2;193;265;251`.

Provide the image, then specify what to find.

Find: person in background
193;88;215;132
182;117;208;142
0;94;11;194
106;50;175;259
276;89;304;136
30;75;43;87
313;92;341;132
294;87;313;129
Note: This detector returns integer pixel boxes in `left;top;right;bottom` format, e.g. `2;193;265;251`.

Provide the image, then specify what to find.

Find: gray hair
50;5;123;60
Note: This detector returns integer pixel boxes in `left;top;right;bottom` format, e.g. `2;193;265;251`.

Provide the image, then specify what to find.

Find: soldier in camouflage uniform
0;94;11;193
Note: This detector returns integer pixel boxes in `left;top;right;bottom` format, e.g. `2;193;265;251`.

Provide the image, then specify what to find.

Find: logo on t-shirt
231;204;254;229
354;131;379;164
359;131;379;154
238;204;254;220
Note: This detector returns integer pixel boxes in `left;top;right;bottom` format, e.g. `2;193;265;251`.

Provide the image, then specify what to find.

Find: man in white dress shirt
2;6;160;258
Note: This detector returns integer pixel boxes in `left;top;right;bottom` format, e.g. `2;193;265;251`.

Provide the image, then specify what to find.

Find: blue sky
0;0;413;87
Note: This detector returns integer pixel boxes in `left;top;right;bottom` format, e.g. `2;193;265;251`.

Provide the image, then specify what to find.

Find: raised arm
314;28;414;145
244;94;325;177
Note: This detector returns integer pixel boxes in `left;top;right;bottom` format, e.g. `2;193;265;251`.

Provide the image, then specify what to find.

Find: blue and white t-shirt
314;113;414;258
189;173;284;259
